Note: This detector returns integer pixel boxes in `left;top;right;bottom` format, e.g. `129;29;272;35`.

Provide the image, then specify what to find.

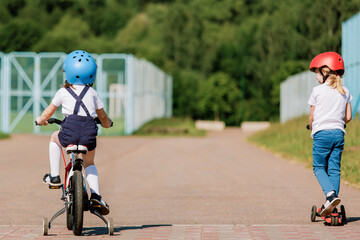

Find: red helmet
309;52;345;76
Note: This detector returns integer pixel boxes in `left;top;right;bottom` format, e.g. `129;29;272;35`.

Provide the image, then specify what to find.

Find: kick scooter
311;205;347;226
37;118;114;236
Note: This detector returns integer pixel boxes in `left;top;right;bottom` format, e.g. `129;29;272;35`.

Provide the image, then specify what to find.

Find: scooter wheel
330;216;336;226
311;205;317;222
340;205;347;224
108;217;114;235
42;217;49;236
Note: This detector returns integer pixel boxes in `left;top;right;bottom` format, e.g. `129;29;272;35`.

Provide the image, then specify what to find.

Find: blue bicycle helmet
63;50;97;85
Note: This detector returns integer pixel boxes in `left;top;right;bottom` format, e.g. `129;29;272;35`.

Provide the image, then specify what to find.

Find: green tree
32;15;95;52
172;69;205;118
0;5;11;25
199;72;241;122
0;19;43;52
3;0;26;16
85;0;136;37
113;4;168;66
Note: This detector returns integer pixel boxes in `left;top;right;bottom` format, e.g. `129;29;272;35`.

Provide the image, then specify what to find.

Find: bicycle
36;118;114;236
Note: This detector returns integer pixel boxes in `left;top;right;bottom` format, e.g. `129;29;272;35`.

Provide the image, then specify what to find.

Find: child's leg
327;131;344;195
83;150;100;195
49;131;61;177
313;131;334;195
83;149;109;215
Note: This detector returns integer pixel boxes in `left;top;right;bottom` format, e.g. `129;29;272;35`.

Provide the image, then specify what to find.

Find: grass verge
248;115;360;187
133;118;206;137
0;132;10;139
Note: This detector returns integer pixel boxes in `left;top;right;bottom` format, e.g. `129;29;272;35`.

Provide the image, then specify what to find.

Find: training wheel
108;218;114;235
311;205;317;222
42;217;49;236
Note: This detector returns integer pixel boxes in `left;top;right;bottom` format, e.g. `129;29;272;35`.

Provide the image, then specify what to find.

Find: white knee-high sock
49;142;61;177
85;165;100;195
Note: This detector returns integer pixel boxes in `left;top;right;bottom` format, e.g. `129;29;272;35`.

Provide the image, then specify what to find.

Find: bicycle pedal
48;185;62;189
92;204;101;208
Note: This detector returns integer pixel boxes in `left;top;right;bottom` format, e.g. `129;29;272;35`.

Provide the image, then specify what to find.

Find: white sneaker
43;173;62;187
320;193;341;217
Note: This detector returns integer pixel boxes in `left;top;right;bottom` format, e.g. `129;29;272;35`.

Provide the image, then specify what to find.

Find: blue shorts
58;114;98;151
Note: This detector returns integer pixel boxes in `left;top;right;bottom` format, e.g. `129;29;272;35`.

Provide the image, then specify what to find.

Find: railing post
1;54;10;133
33;55;41;134
125;55;134;135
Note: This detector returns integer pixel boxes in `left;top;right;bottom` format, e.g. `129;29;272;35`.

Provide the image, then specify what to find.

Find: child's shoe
320;192;341;217
43;173;62;187
90;193;110;215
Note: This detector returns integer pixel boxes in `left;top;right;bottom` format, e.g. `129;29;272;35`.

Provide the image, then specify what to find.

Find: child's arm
35;103;58;126
345;102;352;124
96;108;112;128
309;105;315;131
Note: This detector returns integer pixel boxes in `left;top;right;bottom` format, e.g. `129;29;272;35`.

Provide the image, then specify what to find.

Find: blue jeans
313;129;344;196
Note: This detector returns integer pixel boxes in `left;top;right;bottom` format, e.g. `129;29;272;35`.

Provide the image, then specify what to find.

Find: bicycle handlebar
47;118;63;125
35;117;112;126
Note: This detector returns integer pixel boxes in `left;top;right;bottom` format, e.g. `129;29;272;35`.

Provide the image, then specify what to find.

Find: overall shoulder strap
65;86;91;116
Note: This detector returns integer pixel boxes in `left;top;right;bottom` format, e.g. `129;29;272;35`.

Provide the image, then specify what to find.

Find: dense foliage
1;0;360;124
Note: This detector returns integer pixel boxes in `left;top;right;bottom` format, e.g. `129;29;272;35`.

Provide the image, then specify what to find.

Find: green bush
0;132;10;139
134;118;206;137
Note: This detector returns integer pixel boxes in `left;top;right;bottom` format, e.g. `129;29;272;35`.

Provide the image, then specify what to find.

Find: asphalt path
1;128;360;238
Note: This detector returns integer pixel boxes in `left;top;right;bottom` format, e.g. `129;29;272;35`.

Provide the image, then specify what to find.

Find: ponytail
322;67;346;95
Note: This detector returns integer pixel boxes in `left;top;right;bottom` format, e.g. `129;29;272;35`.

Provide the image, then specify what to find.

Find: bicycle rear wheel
72;170;84;235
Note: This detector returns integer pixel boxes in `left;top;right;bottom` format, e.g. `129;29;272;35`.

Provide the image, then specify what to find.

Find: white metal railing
280;71;317;123
342;12;360;118
0;52;172;135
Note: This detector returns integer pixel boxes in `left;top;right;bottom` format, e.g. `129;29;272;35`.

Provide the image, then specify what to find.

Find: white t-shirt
52;85;104;118
308;82;352;138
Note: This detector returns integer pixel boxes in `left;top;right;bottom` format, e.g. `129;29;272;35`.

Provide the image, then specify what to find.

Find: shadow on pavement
82;224;173;236
346;217;360;223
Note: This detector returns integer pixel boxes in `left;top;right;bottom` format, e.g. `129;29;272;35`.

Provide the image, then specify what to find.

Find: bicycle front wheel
72;170;84;235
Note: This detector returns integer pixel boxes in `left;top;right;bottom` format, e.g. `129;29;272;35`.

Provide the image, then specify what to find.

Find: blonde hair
322;67;346;95
61;81;75;89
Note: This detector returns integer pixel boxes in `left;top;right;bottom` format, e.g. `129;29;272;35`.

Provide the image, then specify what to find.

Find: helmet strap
319;68;329;84
322;74;329;83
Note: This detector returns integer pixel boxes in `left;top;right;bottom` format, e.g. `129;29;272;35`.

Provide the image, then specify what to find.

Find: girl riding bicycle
36;50;112;215
308;51;352;217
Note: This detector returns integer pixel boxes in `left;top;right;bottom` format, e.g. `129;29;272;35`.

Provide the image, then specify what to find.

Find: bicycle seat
66;145;88;154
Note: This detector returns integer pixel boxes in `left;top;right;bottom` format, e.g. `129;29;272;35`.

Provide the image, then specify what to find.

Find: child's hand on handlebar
101;118;113;128
35;116;48;126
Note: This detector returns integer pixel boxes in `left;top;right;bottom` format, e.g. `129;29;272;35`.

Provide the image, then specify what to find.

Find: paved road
1;128;360;239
